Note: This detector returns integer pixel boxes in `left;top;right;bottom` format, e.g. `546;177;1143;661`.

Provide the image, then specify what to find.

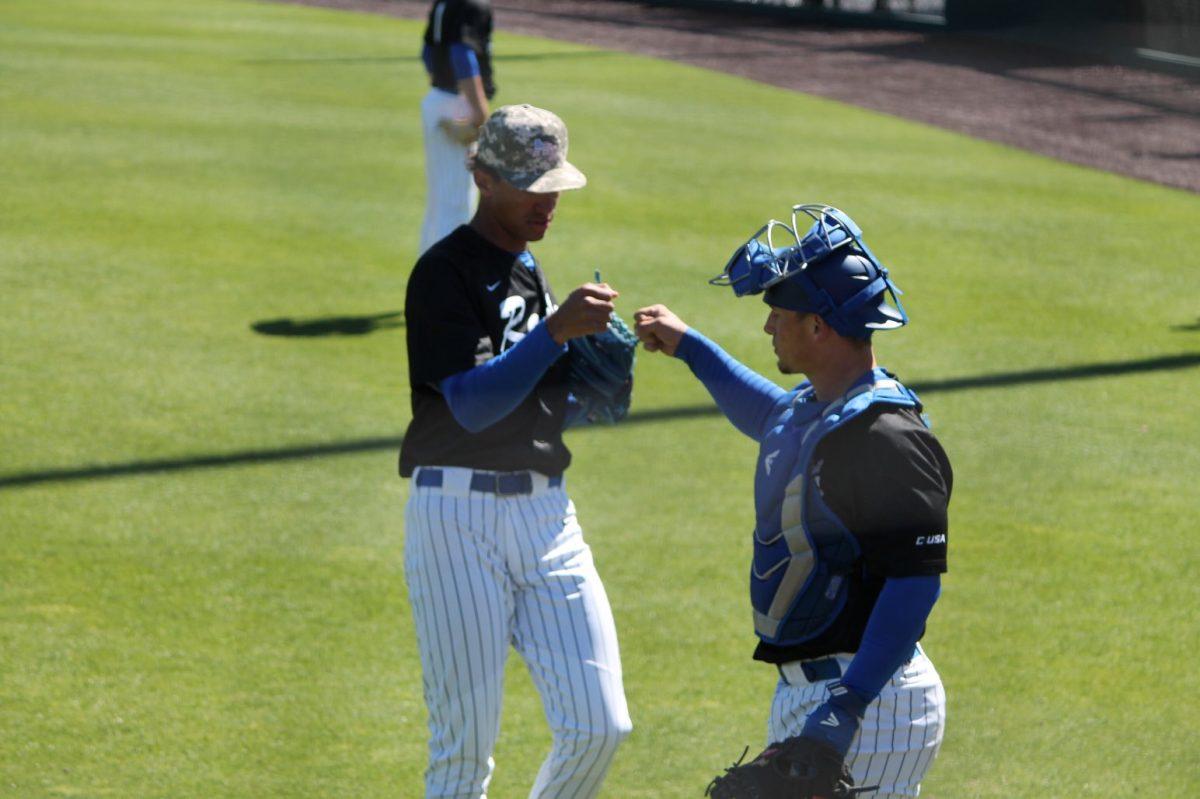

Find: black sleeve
817;407;952;577
405;256;492;389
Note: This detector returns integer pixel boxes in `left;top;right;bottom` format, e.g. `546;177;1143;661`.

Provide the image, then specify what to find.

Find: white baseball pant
404;467;632;799
768;646;945;798
420;87;478;255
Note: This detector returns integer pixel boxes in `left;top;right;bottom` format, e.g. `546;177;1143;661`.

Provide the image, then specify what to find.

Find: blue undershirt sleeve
421;43;434;75
440;322;567;433
673;328;788;441
449;43;480;79
840;575;941;702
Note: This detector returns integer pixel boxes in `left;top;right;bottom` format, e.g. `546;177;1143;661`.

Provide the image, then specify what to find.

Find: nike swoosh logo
486;281;502;292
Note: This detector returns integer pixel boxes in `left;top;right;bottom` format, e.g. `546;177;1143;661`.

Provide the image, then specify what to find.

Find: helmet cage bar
708;219;802;295
762;204;861;289
711;203;910;335
709;205;865;294
789;204;863;250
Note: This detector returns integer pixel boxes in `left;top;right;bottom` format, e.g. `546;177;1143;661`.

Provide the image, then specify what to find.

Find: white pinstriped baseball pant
419;88;477;255
404;468;632;799
768;646;946;798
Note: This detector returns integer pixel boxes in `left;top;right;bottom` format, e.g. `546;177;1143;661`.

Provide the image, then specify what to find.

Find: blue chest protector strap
752;369;924;646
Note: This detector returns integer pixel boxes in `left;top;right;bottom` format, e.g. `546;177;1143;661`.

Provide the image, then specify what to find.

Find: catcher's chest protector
750;368;923;645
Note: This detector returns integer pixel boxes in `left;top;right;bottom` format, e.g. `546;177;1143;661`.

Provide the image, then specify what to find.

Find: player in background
419;0;494;254
400;104;632;799
635;206;951;798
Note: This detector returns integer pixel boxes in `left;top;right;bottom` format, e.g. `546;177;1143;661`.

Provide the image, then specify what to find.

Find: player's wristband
800;681;868;758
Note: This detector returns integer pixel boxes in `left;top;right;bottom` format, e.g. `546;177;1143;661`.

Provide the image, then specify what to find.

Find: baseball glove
564;311;637;425
705;736;873;799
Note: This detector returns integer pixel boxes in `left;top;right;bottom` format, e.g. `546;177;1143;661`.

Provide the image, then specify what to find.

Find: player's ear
811;313;830;340
472;167;493;194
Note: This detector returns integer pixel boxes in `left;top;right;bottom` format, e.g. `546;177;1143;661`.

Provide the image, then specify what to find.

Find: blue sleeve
673;328;789;441
449;43;480;79
840;575;941;702
421;43;434;74
440;322;567;433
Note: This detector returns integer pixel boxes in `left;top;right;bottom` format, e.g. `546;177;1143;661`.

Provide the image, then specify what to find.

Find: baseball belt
414;467;563;496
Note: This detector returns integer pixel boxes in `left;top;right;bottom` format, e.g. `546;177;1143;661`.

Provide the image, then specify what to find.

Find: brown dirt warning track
281;0;1200;193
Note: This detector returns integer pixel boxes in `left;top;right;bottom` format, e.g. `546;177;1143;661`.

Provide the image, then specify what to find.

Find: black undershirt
754;404;952;663
399;225;570;478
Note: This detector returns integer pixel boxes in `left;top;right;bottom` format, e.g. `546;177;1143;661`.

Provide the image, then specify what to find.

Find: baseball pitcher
400;105;634;799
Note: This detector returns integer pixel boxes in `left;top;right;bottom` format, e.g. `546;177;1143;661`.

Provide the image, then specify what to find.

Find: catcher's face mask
709;204;908;339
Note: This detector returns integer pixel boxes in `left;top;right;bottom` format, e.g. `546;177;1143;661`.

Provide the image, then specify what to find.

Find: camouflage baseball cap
475;104;587;193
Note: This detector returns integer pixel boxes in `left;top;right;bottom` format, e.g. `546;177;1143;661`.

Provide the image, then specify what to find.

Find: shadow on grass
3;351;1198;490
241;55;409;65
0;438;404;489
251;311;404;337
241;51;618;66
906;351;1200;392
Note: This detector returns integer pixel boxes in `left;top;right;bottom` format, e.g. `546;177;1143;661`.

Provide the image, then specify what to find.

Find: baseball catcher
635;204;952;798
564;310;637;425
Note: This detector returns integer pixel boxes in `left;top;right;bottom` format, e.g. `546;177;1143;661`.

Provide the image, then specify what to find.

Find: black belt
414;467;562;496
777;657;843;685
777;645;921;686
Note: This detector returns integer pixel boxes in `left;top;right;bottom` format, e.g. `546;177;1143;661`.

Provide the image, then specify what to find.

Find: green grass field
2;0;1198;796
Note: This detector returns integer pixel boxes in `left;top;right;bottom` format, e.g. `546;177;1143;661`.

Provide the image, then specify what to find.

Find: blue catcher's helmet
709;204;907;340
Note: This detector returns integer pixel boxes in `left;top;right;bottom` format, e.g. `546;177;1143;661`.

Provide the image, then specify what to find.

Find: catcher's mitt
705;736;874;799
564;311;637;425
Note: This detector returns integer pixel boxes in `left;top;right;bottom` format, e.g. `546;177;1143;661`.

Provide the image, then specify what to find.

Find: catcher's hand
564;311;637;425
704;736;875;799
633;304;688;357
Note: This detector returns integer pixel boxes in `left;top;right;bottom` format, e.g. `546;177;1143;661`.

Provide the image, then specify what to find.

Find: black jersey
754;405;952;664
423;0;496;99
399;225;570;478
